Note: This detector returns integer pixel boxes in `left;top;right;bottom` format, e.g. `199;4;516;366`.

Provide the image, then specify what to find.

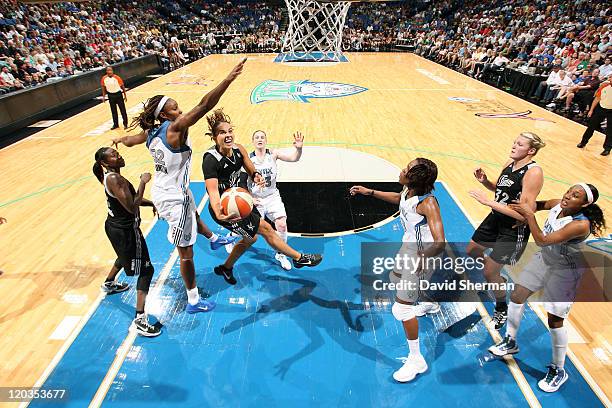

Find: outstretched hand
349;185;370;196
468;189;490;205
227;58;247;81
508;202;533;218
293;131;304;149
473;167;488;183
110;137;122;148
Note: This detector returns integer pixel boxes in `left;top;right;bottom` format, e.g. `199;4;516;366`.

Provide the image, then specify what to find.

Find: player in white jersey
110;59;246;314
488;183;606;392
350;158;445;383
246;130;304;270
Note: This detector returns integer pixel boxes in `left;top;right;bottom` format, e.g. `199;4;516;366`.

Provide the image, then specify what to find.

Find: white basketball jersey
146;121;192;199
399;190;434;247
248;149;278;198
541;204;589;266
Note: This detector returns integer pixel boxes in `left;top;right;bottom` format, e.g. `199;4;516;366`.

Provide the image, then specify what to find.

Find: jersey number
495;189;510;205
265;176;272;188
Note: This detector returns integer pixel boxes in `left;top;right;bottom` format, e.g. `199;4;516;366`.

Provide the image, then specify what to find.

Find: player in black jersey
93;147;161;337
202;109;322;285
467;132;546;330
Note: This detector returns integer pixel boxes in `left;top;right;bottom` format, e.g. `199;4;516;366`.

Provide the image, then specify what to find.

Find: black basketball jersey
104;173;139;228
202;145;245;195
493;161;538;222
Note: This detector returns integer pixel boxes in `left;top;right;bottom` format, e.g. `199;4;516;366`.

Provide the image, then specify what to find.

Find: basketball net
280;0;351;62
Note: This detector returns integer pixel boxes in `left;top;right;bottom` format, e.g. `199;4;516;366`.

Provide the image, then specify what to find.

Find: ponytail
129;94;165;131
582;184;605;236
93;147;108;183
206;108;232;140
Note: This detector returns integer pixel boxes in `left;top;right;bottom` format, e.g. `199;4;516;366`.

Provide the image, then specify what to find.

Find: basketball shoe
393;354;428;383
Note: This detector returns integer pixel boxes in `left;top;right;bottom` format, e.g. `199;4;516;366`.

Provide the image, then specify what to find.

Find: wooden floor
0;53;610;402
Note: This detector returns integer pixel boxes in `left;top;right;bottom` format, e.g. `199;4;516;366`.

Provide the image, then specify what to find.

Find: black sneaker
101;281;130;295
110;125;119;130
293;253;323;268
601;149;610;156
492;309;508;330
577;143;586;148
131;315;161;337
214;265;237;285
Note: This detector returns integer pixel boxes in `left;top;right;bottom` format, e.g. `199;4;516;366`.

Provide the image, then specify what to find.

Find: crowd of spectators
0;0;610;118
412;0;611;121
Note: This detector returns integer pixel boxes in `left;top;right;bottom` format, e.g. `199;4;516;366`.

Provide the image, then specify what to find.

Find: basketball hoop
278;0;352;62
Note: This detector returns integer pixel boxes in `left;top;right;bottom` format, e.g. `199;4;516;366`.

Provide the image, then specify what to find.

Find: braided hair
205;108;232;140
129;94;166;131
582;184;606;236
92;147;110;183
406;158;438;196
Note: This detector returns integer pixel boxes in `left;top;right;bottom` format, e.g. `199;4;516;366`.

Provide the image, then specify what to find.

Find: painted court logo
250;80;367;104
448;97;555;123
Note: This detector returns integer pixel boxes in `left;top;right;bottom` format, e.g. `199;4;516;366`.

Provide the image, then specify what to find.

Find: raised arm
509;202;590;246
349;185;401;205
111;130;148;148
106;173;151;214
473;165;502;192
469;166;543;222
238;144;265;188
274;131;304;162
170;58;246;133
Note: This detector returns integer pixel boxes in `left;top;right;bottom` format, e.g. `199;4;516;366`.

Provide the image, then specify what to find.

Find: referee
101;66;128;130
577;77;611;156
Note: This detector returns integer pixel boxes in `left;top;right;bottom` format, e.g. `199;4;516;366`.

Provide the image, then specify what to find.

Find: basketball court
0;51;610;407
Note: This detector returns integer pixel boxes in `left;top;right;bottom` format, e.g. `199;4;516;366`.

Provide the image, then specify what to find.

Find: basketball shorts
516;251;585;319
254;191;287;222
472;212;530;265
104;221;153;277
209;204;261;240
388;243;438;303
154;189;198;247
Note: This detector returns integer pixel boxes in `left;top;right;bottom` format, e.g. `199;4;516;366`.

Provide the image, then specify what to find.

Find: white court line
439;180;542;408
48;316;81;341
88;194;209;408
20;215;160;408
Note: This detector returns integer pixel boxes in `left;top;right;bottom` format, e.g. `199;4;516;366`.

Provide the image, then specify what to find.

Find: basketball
220;187;253;219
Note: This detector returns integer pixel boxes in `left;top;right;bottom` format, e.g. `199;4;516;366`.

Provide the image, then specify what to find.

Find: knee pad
392;302;416;322
136;266;154;292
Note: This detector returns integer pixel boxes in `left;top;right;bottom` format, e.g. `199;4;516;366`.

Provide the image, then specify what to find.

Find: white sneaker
275;253;292;270
225;235;236;254
393;354;428;382
414;302;441;317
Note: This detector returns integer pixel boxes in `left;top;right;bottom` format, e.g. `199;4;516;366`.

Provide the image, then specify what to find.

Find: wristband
370;189;375;196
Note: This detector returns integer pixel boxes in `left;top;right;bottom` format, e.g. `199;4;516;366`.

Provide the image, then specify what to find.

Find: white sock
187;287;200;305
550;327;568;369
209;232;219;242
407;339;421;357
506;301;526;339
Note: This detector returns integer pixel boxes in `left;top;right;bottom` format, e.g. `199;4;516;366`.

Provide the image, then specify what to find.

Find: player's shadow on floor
220;272;395;379
0;264;95;324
